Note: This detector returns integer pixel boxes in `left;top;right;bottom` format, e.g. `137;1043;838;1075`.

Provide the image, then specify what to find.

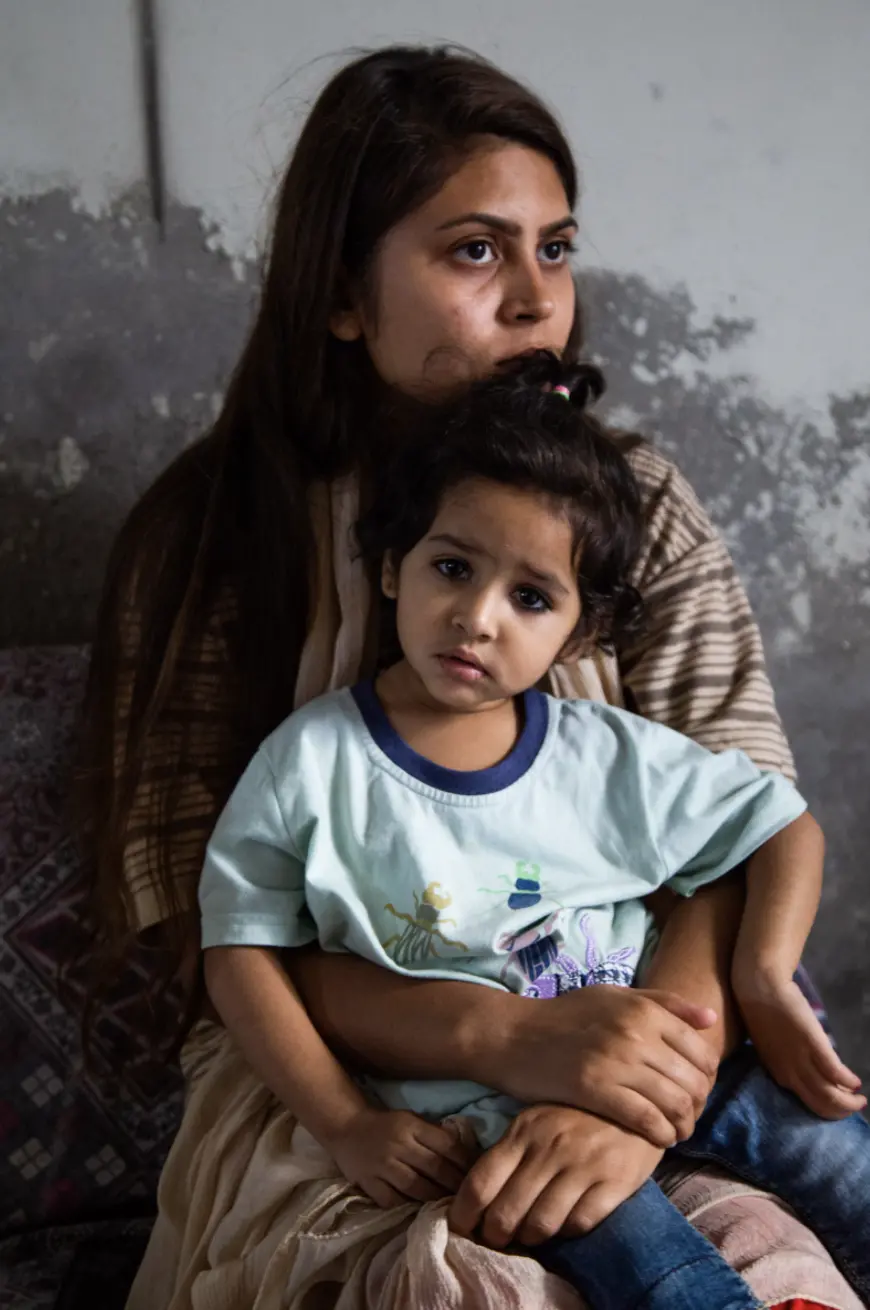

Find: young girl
199;357;869;1310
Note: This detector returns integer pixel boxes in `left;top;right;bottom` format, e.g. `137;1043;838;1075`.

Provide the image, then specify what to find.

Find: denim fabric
680;1043;870;1301
532;1045;870;1309
535;1177;761;1309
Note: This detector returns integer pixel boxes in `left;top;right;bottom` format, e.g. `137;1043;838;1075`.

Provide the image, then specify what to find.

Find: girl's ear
556;619;599;666
381;552;399;599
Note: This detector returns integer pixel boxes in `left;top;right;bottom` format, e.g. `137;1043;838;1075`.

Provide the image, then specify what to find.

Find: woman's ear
329;306;364;342
381;552;399;599
330;271;366;342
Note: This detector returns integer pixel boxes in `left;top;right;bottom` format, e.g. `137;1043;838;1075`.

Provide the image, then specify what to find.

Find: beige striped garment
118;440;795;935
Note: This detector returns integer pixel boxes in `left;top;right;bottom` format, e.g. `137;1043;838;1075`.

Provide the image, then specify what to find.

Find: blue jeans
533;1044;870;1310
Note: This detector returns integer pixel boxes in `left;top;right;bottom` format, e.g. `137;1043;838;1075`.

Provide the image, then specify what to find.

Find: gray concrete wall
2;2;868;1076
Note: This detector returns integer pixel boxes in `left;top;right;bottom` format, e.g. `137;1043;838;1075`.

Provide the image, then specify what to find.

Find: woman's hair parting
357;351;645;651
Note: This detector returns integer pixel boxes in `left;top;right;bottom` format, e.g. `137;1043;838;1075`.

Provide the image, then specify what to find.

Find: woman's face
332;141;578;396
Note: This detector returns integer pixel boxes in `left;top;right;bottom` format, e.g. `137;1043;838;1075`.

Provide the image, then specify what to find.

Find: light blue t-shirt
200;683;806;1147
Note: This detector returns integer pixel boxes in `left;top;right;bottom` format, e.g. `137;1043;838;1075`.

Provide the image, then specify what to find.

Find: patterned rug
0;647;183;1250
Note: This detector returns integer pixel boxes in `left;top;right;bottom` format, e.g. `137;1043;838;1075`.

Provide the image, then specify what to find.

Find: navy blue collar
351;681;548;795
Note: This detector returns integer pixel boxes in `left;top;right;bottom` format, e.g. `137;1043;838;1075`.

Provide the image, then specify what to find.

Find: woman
79;44;857;1310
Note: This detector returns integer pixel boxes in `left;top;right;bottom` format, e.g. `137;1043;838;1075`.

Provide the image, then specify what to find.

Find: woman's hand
290;950;719;1149
481;985;719;1148
449;1105;664;1247
323;1106;476;1209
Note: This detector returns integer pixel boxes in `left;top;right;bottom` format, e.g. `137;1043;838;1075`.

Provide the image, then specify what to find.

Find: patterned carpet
0;647;184;1304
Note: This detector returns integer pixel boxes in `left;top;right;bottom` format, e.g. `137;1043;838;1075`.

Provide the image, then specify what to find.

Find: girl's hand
735;975;865;1119
449;1104;663;1247
485;986;719;1148
323;1106;476;1209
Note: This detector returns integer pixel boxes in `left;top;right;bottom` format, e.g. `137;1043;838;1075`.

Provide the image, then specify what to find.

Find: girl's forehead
431;480;577;572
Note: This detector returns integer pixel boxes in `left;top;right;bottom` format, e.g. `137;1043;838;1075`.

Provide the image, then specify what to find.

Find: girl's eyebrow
435;212;577;239
428;532;570;597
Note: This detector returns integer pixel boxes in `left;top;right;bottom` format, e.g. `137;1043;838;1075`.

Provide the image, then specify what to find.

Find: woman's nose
500;256;554;324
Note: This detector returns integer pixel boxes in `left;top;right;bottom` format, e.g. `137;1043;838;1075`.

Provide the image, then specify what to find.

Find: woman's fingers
564;1180;624;1235
516;1172;585;1246
640;988;718;1034
476;1156;554;1249
580;1085;678;1148
657;1016;720;1082
448;1139;523;1237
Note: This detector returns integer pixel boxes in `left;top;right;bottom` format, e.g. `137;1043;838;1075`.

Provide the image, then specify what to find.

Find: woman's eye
515;586;551;612
435;557;470;580
454;239;497;265
539;238;575;265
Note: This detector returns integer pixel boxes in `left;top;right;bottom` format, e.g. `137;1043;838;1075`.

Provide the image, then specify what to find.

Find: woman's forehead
406;141;573;233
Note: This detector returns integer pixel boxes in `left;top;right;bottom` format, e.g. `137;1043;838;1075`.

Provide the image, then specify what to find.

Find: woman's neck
374;662;521;772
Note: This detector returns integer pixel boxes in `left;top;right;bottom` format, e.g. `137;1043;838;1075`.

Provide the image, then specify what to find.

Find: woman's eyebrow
436;212;577;238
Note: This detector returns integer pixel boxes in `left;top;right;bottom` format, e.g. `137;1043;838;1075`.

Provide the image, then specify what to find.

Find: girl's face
332;141;578;396
382;478;583;712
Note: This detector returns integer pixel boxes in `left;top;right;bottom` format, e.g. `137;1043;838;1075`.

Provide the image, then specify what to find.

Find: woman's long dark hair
75;46;583;1051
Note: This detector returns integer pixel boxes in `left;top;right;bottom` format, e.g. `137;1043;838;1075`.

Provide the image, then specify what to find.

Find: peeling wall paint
0;189;254;646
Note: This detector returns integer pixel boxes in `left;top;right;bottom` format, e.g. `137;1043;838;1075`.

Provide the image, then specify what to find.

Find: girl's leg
530;1177;761;1310
678;1045;870;1303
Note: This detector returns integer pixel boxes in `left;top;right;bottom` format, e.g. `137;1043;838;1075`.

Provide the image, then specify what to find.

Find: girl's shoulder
258;686;360;770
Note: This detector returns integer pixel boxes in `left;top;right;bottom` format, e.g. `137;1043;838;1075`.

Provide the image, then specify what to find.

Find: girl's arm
204;945;472;1206
733;811;823;990
730;814;865;1118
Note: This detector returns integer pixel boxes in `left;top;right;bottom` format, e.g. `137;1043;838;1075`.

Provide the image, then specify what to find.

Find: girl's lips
437;653;487;682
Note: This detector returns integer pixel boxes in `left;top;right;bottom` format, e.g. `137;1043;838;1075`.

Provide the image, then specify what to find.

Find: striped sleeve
619;442;796;782
118;587;240;933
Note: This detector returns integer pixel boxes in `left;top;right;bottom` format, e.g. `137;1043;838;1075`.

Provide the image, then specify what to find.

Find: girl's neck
374;662;521;772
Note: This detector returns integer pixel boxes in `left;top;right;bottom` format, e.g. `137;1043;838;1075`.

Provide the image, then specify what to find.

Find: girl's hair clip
552;384;572;400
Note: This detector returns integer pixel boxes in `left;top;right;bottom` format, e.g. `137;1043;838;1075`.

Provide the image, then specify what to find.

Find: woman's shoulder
614;436;723;581
621;439;710;527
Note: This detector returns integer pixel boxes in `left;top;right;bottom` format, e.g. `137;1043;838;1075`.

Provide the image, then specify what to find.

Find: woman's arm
288;947;719;1147
643;872;746;1063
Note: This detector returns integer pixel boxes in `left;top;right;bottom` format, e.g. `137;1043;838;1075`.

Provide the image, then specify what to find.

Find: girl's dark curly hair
357;350;644;653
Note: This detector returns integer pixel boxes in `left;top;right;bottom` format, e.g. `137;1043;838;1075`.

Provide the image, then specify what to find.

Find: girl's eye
454;239;497;265
539;238;576;265
435;557;471;580
515;586;551;612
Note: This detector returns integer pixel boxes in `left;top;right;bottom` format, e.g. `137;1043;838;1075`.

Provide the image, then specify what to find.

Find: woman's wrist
454;986;525;1086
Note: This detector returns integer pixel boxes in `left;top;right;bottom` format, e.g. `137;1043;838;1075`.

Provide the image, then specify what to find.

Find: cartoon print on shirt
383;882;468;965
498;912;563;984
521;912;637;998
479;860;559;911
